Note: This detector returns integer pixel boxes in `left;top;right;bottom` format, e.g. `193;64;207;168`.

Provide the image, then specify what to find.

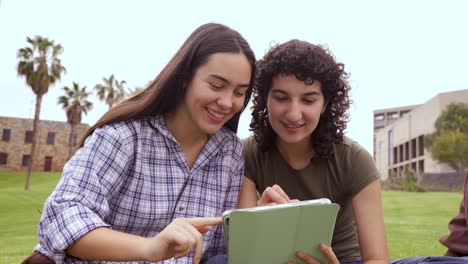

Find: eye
234;91;245;97
209;83;223;89
303;98;316;104
273;96;288;102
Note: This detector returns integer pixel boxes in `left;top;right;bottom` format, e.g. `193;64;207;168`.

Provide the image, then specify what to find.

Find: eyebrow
270;88;322;96
209;74;250;88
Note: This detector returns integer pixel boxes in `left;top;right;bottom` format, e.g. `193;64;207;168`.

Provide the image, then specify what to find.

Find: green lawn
383;191;461;258
0;172;463;263
0;172;61;264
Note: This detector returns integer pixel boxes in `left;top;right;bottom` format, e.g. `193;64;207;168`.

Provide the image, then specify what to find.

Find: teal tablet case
223;199;340;264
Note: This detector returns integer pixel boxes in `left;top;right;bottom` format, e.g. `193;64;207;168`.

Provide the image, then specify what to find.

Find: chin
201;124;224;135
279;134;307;144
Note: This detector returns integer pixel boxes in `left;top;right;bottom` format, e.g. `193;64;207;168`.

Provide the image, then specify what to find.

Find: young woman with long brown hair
26;23;256;264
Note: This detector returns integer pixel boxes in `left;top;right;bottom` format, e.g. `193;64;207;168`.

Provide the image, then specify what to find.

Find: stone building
373;89;468;189
0;116;90;172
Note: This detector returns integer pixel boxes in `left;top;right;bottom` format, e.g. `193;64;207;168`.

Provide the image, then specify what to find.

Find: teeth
207;109;225;118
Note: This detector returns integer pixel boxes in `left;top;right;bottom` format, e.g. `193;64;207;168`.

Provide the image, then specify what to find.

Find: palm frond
17;35;66;96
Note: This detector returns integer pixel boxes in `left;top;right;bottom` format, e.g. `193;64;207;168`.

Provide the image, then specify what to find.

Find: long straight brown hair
80;23;256;147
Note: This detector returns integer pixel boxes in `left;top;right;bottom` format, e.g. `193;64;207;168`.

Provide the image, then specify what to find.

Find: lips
206;108;227;121
283;122;304;128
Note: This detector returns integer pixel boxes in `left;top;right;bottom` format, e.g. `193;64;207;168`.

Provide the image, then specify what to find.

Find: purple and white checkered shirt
35;116;244;264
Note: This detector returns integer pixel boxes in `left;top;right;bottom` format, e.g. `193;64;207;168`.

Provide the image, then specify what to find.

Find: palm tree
126;80;153;98
58;82;93;158
17;35;66;191
94;74;127;109
126;86;144;98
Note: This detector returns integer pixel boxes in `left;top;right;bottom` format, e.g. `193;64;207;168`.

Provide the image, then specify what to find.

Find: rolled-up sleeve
35;124;133;263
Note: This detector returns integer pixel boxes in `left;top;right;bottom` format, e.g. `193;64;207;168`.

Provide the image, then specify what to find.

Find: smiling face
267;74;327;146
176;52;252;135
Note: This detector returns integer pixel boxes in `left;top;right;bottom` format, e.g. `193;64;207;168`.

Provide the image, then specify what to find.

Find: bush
401;169;426;192
382;169;426;192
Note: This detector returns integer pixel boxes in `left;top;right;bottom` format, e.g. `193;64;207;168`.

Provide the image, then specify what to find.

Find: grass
383;191;461;258
0;172;463;263
0;172;61;264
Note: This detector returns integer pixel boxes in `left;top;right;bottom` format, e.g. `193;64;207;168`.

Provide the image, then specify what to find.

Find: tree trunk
68;123;77;158
25;93;43;191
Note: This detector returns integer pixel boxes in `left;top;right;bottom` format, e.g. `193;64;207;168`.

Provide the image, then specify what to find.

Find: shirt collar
147;115;234;148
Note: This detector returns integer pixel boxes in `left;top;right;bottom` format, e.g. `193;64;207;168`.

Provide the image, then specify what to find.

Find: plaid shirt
35;116;244;264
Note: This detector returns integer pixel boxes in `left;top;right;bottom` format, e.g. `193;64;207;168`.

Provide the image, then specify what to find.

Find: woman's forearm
363;260;390;264
65;227;157;262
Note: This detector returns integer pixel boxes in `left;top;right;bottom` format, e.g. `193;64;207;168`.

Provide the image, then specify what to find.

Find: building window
418;160;425;175
2;129;11;141
388;112;399;119
25;131;33;143
405;142;409;161
374;114;385;121
411;162;417;173
0;152;7;165
22;154;31;167
399;145;404;163
411;138;417;159
418;135;424;156
47;132;56;145
400;110;410;117
388;130;394;166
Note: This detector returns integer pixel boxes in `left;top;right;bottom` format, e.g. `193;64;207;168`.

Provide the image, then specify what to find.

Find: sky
1;0;467;154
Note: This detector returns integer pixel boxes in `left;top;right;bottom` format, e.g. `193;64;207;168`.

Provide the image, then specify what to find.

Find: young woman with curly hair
237;39;389;264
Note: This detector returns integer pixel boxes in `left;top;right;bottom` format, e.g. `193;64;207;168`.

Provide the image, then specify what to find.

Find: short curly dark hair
250;39;351;158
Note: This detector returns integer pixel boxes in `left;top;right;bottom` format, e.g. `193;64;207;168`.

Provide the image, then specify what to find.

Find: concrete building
373;89;468;183
0;116;89;172
373;104;420;159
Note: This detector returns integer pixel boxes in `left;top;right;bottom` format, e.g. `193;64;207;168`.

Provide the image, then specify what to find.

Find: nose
285;101;302;122
217;92;233;109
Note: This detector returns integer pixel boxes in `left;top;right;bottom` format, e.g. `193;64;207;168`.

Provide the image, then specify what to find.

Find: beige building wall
374;89;468;180
0;116;90;172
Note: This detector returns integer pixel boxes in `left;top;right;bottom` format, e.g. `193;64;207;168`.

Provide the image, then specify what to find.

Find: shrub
402;168;426;192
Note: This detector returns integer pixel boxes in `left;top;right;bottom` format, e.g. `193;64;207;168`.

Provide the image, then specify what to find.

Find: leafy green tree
426;102;468;177
58;82;93;158
17;36;66;191
435;103;468;132
94;74;126;109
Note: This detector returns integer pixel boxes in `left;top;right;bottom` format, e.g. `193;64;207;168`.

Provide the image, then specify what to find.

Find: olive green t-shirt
243;136;380;262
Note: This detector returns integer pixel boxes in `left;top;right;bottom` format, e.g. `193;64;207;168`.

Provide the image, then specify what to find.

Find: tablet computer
222;198;340;264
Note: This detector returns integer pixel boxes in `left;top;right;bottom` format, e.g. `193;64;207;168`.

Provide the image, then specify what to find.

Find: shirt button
178;206;184;212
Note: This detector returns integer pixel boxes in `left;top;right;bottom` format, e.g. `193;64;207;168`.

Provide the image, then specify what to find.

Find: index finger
272;184;291;202
185;217;223;227
261;187;288;204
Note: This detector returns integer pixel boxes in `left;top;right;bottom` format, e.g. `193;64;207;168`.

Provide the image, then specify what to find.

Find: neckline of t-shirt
272;144;319;173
